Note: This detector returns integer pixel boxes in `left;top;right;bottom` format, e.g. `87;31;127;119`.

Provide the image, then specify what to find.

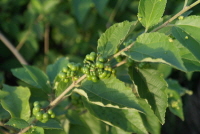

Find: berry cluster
32;101;55;123
82;52;116;82
58;62;81;82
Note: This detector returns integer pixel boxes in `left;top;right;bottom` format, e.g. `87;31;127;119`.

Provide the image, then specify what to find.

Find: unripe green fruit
87;75;92;80
89;55;95;61
43;113;49;119
51;113;55;118
62;67;69;73
47;109;53;115
98;56;106;63
33;101;40;107
33;106;40;113
58;72;66;79
91;76;98;82
36;112;42;120
63;78;69;83
73;76;78;81
86;54;91;60
90;52;96;56
70;65;77;71
111;69;116;74
96;61;104;68
41;119;48;123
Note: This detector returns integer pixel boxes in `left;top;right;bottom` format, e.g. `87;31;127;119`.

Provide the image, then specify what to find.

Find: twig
16;31;30;50
44;23;50;68
106;0;123;27
0;122;18;133
151;0;200;32
183;0;188;9
48;74;87;109
0;31;28;65
18;126;32;134
109;42;135;61
113;59;127;68
0;128;10;134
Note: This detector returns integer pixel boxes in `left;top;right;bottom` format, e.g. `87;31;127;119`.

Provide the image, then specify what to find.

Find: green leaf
125;32;186;71
5;118;29;129
25;126;44;134
138;99;161;134
92;0;108;15
67;109;106;134
0;105;10;120
131;68;168;124
12;65;51;93
110;127;130;134
55;79;72;97
0;90;9;99
72;0;92;24
46;57;69;84
35;119;62;129
172;16;200;60
1;85;30;121
83;98;148;134
138;0;167;30
97;21;134;57
116;65;133;84
166;89;184;120
166;79;190;96
76;76;144;112
174;40;200;72
156;63;172;78
44;129;66;134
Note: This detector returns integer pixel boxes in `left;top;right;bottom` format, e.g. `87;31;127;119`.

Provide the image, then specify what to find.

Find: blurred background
0;0;200;133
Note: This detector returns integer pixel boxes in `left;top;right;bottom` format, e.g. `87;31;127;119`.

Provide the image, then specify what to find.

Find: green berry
36;112;42;120
33;101;40;107
91;76;98;82
87;75;92;80
111;69;116;74
90;52;96;56
73;76;78;81
33;105;40;113
43;113;49;119
63;78;69;83
70;65;77;71
96;61;104;68
86;54;91;60
89;55;95;61
99;71;108;79
62;67;69;73
41;119;48;123
51;113;55;118
98;56;106;63
47;109;53;115
58;72;66;79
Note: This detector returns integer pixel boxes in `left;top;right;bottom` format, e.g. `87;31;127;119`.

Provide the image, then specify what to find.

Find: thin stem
0;128;10;134
151;0;200;32
183;0;188;8
113;59;127;68
0;122;18;133
44;23;50;68
109;42;135;60
18;126;32;134
106;0;122;27
49;74;87;109
16;31;30;50
0;31;28;65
